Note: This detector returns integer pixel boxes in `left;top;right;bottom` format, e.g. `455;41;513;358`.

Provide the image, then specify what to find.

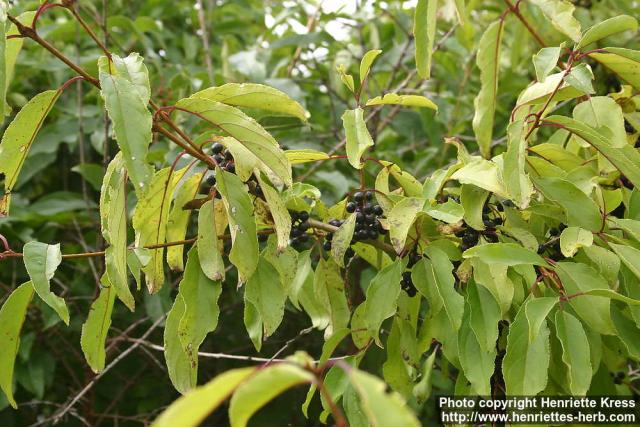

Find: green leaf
301;328;351;416
360;49;382;83
425;247;464;331
588;48;640;91
473;20;504;158
315;258;350;338
424;199;464;224
502;299;550;395
608;244;640;299
152;368;256;427
467;280;500;353
564;63;595;94
80;276;116;373
529;0;581;42
577;15;638;49
285;149;330;164
555;262;615;335
133;167;187;293
336;64;355;93
244;257;286;350
176;96;292;186
582;290;640;306
554;311;592;395
0;3;7;122
544;115;640;188
502;120;533;209
0;282;34;408
533;47;561;82
256;174;291;252
573;96;627;148
458;303;495;395
165;293;195;394
331;212;356;267
525;297;558;343
413;0;438;80
460;185;489;231
216;170;259;283
532;176;603;232
348;369;420;427
412;350;437;404
0;90;62;216
559;227;593;258
364;260;403;346
517;71;586;106
463;243;549;267
451;159;507;196
365;93;437;110
229;363;314;427
107;53;151;104
98;56;153;196
100;153;134;310
342;108;374;170
167;173;202;271
388;197;424;253
472;259;514;314
177;247;222;372
412;258;442;314
197;200;225;281
23;242;68;325
191;83;309;121
611;305;640;360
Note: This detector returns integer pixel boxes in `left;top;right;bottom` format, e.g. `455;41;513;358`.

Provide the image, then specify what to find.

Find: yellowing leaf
133;167;188;293
342;108;374;169
192;83;309;121
0;90;62;215
166;173;202;271
100;153;134;310
331;213;356;267
197;200;225;281
176;97;292;186
216;170;259;283
388;197;425;253
559;227;593;257
229;364;314;427
285;149;330;164
0;282;34;408
365;93;437;110
360;49;382;83
256;174;292;251
152;368;256;427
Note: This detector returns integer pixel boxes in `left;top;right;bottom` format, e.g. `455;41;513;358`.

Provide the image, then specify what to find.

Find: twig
195;0;214;84
50;316;166;425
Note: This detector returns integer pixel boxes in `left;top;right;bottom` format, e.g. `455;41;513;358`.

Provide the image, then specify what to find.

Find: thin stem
503;0;546;47
68;4;111;57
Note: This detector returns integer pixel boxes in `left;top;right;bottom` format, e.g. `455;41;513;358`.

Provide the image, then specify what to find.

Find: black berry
346;202;357;213
211;142;224;154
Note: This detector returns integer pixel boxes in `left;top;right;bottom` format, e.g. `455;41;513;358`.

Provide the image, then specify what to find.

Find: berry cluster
199;142;237;195
289;211;311;248
347;191;386;241
400;252;421;297
537;223;567;261
455;205;502;251
209;142;236;173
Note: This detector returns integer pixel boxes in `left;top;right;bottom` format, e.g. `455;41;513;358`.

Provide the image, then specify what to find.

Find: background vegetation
1;0;640;425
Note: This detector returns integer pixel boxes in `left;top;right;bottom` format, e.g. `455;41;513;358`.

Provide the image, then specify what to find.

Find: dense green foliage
1;0;640;426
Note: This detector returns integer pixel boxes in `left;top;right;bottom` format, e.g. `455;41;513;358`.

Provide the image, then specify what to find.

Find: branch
503;0;547;47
